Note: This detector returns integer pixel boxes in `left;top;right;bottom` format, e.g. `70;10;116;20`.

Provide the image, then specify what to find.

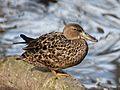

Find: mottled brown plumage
18;23;98;76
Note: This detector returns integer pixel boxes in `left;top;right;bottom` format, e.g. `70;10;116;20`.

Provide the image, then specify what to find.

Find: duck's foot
51;70;70;78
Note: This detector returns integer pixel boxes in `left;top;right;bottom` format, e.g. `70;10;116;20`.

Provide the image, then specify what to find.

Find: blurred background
0;0;120;88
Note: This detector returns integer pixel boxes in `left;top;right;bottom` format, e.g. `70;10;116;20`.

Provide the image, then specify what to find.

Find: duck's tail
13;34;35;44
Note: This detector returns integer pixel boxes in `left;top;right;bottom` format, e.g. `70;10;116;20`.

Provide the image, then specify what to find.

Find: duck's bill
81;32;98;42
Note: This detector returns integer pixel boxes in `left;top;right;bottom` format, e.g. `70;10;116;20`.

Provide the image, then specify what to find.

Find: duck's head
63;23;98;42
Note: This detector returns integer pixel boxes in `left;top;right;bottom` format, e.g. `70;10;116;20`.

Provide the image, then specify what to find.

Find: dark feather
13;42;26;44
20;34;35;43
13;34;35;44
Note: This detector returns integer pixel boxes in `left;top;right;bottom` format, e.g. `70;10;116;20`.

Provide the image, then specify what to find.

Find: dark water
0;0;120;88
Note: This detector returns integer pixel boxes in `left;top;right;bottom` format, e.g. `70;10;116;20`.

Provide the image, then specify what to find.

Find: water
0;0;120;88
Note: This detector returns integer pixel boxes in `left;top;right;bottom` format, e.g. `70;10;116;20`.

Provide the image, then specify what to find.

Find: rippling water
0;0;120;88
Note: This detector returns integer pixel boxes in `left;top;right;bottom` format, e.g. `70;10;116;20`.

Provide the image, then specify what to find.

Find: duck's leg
51;69;70;77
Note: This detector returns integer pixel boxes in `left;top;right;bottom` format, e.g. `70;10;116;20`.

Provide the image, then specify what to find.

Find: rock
0;56;86;90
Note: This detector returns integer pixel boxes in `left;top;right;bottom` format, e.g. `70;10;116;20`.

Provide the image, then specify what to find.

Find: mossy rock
0;56;86;90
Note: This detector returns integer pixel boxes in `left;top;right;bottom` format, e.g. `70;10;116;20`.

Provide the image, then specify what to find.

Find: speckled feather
21;32;88;70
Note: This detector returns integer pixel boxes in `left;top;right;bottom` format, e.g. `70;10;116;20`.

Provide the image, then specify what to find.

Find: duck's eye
73;28;77;30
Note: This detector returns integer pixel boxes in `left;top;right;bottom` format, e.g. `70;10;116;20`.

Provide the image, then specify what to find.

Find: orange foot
51;70;70;78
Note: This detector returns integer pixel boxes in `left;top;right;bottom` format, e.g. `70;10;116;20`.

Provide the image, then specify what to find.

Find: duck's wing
20;32;61;58
23;33;50;50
